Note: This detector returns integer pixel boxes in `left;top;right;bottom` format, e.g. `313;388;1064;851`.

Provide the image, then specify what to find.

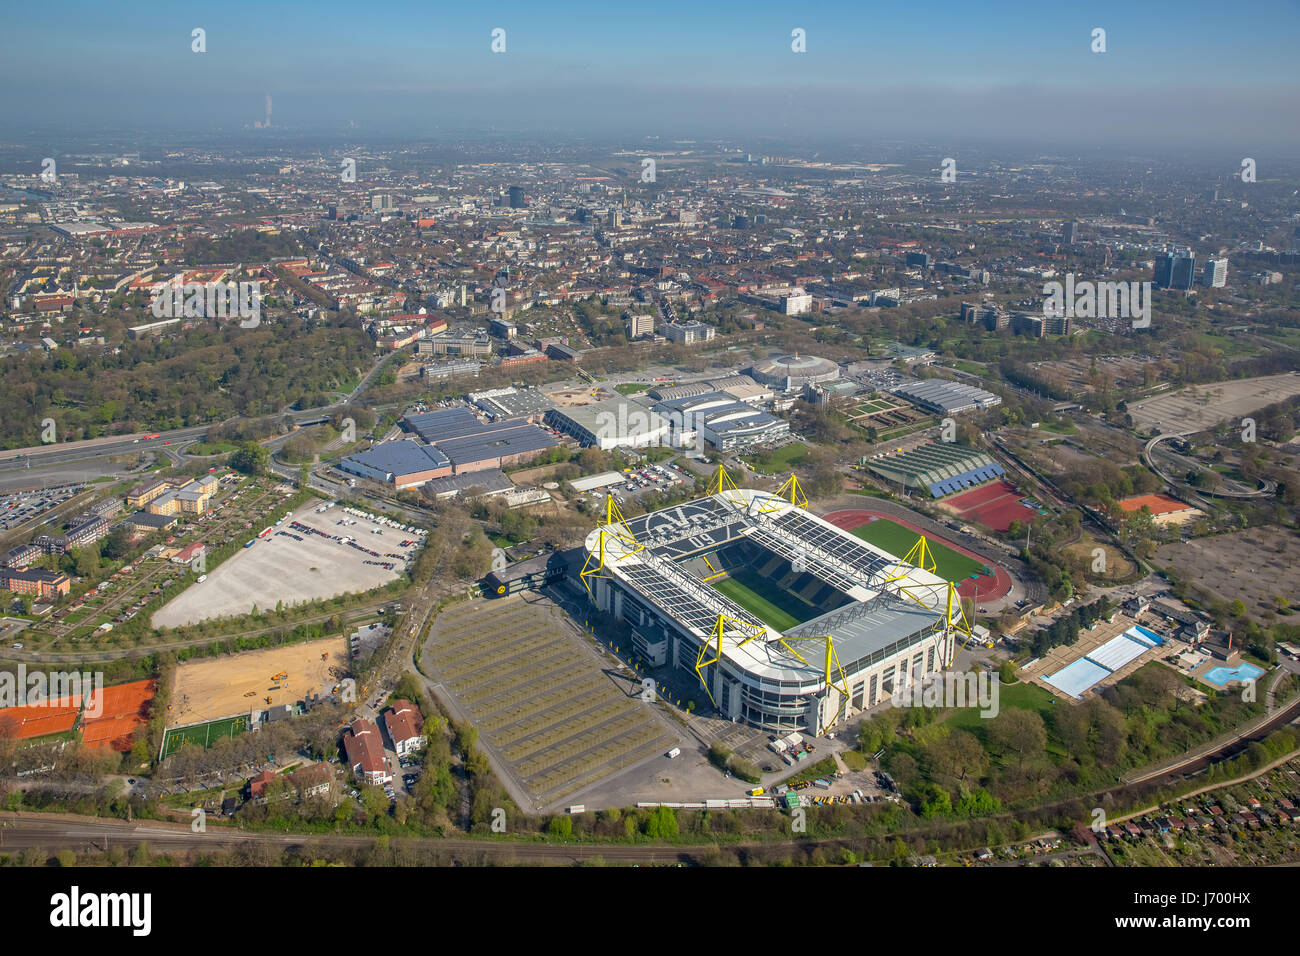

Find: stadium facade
580;483;969;734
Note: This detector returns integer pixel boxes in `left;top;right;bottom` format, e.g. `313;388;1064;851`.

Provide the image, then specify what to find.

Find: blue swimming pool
1203;662;1264;688
1129;624;1164;645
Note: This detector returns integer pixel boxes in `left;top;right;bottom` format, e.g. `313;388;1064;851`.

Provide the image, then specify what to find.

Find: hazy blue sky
3;0;1298;149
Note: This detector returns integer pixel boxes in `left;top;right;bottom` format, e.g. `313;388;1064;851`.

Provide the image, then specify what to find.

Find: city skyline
2;0;1299;149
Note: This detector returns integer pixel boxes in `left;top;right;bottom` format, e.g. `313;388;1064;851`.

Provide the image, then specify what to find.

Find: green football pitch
712;571;820;631
161;714;249;758
848;518;986;582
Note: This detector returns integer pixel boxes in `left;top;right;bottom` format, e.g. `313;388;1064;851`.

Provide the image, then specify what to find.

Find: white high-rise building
1201;257;1228;288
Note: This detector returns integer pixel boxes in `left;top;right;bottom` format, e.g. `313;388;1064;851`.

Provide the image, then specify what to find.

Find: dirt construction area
168;635;349;726
546;386;614;407
152;501;415;627
1153;527;1300;625
1127;371;1300;434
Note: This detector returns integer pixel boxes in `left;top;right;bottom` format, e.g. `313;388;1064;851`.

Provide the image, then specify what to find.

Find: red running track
823;509;1012;603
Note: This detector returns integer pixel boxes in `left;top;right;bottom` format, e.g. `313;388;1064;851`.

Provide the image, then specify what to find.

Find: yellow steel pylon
579;493;645;598
774;473;808;509
778;634;851;728
708;463;747;509
602;492;643;553
694;613;766;707
883;534;938;583
944;582;976;660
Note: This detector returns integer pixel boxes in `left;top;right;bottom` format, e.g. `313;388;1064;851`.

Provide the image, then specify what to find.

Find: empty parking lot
423;594;674;806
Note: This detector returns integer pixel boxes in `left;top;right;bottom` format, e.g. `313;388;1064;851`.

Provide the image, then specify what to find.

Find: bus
141;433;161;440
257;527;273;539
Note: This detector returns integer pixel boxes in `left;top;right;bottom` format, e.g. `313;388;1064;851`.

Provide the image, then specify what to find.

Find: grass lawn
188;440;239;455
848;517;986;582
742;442;808;472
711;570;820;631
615;382;651;395
943;680;1057;735
840;749;869;771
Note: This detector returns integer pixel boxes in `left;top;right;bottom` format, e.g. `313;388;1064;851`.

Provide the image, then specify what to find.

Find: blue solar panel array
928;463;1005;497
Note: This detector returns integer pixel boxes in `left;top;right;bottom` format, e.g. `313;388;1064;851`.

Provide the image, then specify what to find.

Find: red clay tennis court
0;700;80;740
941;480;1042;532
82;679;156;751
1116;493;1189;516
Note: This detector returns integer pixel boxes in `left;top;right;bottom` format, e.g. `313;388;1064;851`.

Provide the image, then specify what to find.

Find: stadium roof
588;489;947;685
867;443;1004;496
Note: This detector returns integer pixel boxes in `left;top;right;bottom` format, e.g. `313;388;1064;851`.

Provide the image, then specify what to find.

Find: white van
665;747;681;759
196;574;207;583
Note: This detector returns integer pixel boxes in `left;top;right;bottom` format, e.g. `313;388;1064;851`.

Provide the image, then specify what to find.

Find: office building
1201;257;1228;288
1155;252;1197;290
625;312;655;339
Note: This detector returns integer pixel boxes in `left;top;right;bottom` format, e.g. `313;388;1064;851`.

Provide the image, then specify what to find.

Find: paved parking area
153;502;417;627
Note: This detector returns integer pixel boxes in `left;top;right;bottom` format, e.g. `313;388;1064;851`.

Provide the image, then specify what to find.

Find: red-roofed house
342;718;391;785
248;769;280;803
382;699;426;756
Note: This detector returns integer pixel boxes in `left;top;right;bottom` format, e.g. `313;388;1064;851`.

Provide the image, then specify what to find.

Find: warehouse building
421;469;516;501
436;426;557;473
893;379;1001;415
545;398;673;451
469;386;556;422
338;439;453;489
868;442;1006;497
404;406;558;472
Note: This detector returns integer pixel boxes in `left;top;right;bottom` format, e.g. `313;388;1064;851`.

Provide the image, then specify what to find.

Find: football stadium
580;470;973;735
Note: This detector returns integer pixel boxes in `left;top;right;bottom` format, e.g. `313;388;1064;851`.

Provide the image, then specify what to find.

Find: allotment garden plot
424;596;673;805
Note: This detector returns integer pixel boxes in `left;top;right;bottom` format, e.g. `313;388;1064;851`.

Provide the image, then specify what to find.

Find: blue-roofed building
338;439;452;489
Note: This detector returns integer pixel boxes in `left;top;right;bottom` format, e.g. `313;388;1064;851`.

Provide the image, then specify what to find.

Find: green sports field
848;518;985;582
160;714;249;758
711;570;820;631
